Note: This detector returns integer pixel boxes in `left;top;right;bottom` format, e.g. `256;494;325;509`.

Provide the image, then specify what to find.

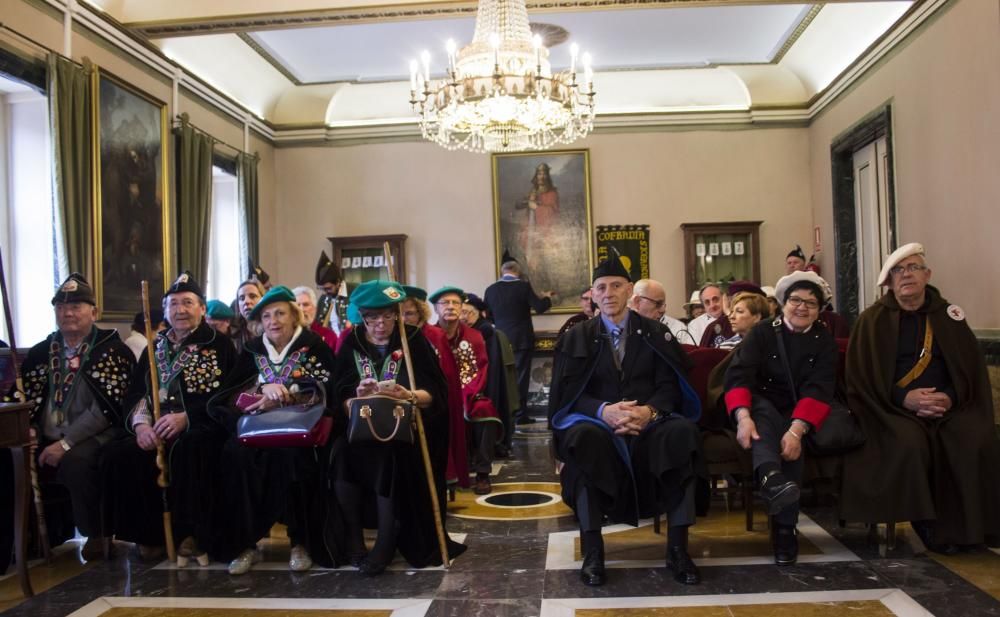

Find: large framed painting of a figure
491;150;593;314
91;69;171;319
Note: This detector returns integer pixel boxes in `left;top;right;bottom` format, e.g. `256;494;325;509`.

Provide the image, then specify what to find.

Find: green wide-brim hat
206;299;235;320
402;285;428;302
428;286;465;304
350;280;407;310
248;285;297;321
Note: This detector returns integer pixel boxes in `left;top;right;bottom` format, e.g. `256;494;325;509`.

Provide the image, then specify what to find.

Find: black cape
332;323;466;567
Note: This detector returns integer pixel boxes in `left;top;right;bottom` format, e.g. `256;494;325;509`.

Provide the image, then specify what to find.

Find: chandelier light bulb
420;50;431;83
409;59;418;91
570;42;579;75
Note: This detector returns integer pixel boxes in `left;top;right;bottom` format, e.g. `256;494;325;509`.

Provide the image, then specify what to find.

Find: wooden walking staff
0;247;52;563
141;281;177;563
383;242;450;569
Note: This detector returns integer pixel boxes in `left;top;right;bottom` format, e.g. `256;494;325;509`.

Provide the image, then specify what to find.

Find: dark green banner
595;225;650;282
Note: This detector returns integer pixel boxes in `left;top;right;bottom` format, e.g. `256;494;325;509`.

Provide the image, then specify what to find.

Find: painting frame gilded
491;149;594;314
91;68;172;320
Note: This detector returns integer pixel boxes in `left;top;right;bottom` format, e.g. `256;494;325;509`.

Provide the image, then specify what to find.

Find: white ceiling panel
249;3;813;84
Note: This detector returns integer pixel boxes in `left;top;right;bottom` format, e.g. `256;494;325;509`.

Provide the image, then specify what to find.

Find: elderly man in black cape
4;274;134;558
549;252;706;587
842;243;1000;552
101;272;238;563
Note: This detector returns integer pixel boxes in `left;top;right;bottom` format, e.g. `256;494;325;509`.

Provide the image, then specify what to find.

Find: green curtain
175;122;214;282
47;53;92;278
237;152;259;266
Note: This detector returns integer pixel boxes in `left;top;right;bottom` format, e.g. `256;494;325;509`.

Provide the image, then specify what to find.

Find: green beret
402;285;428;302
347;302;362;325
248;285;296;321
206;300;235;320
349;280;406;310
428;286;465;304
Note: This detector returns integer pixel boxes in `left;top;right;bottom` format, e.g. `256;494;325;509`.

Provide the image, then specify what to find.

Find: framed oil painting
91;69;171;319
491;150;593;314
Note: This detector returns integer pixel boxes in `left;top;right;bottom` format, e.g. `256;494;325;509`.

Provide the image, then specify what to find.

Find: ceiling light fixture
408;0;596;153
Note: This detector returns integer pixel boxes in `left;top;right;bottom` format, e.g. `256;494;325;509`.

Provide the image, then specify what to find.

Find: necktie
610;327;624;369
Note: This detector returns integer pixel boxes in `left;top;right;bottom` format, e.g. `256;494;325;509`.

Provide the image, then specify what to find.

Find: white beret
774;271;832;305
683;290;701;307
877;242;925;286
761;286;776;299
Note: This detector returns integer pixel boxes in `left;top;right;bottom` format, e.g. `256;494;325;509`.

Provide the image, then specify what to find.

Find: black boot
666;526;700;585
759;469;800;516
772;522;799;566
579;530;606;586
911;520;958;555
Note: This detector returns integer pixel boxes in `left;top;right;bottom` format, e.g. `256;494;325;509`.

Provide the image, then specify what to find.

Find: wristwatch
59;438;71;452
648;406;660;422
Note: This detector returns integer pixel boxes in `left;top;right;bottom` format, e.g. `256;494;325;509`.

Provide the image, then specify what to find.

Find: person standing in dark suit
484;252;555;423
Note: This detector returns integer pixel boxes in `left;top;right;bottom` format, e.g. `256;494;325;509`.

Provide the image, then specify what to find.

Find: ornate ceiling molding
132;0;837;38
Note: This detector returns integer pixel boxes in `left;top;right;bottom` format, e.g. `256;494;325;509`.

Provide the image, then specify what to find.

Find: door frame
830;104;896;322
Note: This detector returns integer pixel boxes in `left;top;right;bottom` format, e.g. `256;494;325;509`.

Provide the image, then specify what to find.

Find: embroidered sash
154;337;198;398
48;330;96;425
256;347;308;384
353;349;403;382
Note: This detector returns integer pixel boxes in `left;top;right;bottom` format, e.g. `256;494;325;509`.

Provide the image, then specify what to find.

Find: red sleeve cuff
725;387;752;415
792;397;830;430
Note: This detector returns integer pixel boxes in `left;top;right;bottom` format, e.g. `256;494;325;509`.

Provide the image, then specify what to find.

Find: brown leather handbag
346;394;415;444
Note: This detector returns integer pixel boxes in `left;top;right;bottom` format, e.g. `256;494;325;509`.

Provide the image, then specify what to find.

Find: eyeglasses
785;296;820;310
889;263;927;277
637;295;665;309
361;312;397;325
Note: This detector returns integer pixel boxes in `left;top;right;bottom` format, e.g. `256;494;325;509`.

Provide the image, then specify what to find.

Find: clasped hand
136;413;189;451
736;414;801;461
903;387;952;418
601;400;653;435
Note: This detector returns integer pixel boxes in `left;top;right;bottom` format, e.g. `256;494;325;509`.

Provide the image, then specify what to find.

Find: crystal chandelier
408;0;596;153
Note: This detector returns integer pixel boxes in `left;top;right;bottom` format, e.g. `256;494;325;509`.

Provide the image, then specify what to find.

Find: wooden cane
383;243;450;569
141;281;177;563
0;247;52;563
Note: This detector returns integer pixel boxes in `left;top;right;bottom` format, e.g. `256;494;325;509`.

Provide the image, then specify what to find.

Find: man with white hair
842;243;1000;552
628;279;695;345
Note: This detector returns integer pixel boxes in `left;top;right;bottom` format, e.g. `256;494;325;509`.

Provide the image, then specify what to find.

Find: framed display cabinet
328;234;408;290
681;221;762;297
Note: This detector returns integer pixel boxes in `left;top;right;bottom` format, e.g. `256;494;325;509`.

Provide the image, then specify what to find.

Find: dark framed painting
491;150;593;314
91;69;171;319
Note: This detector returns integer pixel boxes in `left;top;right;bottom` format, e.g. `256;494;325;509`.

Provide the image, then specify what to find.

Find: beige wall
273;128;813;331
808;0;1000;330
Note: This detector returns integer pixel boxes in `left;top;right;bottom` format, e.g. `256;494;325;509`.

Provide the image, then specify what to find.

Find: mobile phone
377;379;396;391
235;392;263;411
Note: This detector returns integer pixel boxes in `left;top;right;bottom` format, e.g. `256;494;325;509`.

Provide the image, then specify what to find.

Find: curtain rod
175;113;258;160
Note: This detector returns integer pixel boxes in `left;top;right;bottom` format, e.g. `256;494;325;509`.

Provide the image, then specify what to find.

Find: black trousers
469;421;499;474
750;398;804;526
513;348;532;417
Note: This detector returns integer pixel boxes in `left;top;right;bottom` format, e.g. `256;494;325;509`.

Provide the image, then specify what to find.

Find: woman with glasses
209;286;339;575
723;271;836;565
331;281;466;576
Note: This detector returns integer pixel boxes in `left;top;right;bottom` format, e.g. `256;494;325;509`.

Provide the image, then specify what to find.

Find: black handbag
237;381;333;448
772;321;865;456
346;394;415;444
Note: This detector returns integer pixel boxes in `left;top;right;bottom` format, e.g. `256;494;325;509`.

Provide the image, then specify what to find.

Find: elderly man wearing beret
432;286;502;495
842;243;1000;553
550;253;705;587
5;274;135;559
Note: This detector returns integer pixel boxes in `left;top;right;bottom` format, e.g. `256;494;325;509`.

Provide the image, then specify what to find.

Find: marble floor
3;422;1000;617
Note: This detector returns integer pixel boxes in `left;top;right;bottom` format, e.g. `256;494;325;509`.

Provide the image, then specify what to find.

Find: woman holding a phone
331;280;465;576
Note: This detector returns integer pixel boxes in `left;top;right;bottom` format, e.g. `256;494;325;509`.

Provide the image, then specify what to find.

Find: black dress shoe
666;546;700;585
760;471;800;515
911;520;959;555
773;525;799;566
580;547;606;586
358;556;389;577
